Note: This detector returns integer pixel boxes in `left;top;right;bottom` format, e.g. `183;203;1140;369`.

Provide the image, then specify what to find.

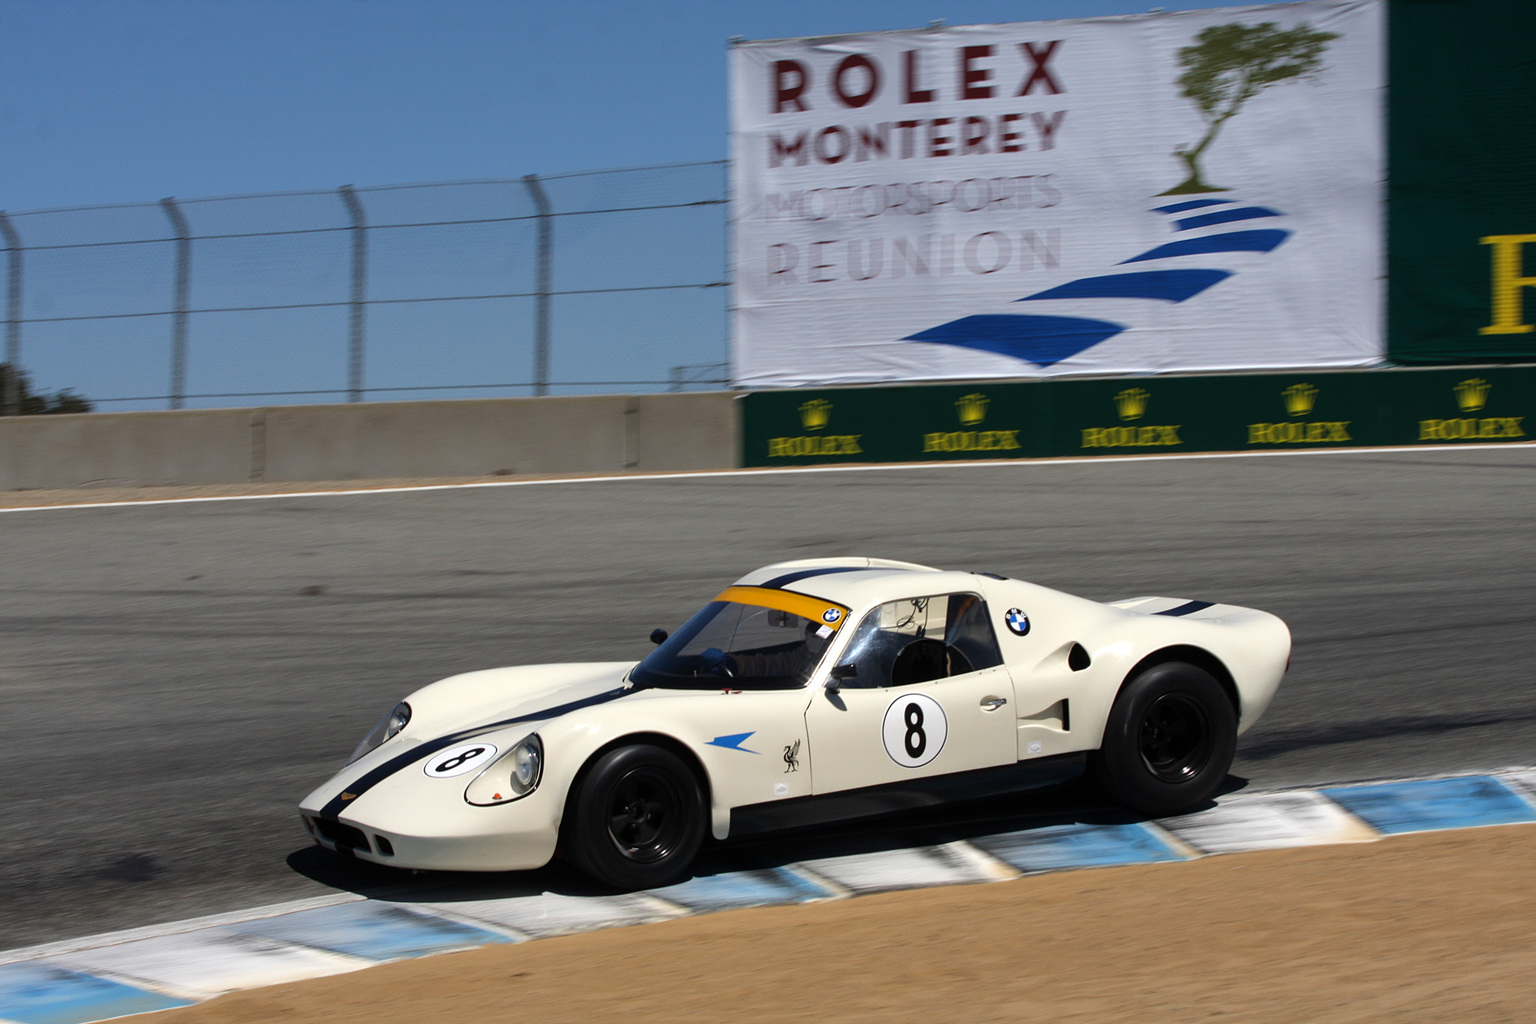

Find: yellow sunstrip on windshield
714;586;850;630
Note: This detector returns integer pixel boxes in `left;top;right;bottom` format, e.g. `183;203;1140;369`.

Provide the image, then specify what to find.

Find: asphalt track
2;446;1534;949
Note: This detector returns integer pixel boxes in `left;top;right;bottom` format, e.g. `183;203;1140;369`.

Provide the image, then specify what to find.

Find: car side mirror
649;628;668;646
826;663;858;692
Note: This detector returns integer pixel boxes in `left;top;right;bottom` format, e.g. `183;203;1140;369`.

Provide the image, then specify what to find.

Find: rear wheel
1090;661;1236;816
565;744;705;889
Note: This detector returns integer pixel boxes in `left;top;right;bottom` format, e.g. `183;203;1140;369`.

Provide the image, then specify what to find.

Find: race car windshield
630;590;847;691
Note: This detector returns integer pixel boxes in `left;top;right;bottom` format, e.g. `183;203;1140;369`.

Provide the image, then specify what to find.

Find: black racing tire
565;744;706;890
1089;661;1236;817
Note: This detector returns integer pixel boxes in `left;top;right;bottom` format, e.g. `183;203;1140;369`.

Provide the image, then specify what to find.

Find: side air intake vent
1068;643;1091;672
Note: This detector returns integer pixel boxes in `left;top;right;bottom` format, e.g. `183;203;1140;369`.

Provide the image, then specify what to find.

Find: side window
835;593;1002;688
944;593;1004;673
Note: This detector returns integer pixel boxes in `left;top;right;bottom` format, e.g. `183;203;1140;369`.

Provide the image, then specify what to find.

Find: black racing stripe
757;566;895;589
320;685;631;818
1155;600;1215;617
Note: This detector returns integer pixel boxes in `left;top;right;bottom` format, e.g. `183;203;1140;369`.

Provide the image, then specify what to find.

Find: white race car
301;558;1289;888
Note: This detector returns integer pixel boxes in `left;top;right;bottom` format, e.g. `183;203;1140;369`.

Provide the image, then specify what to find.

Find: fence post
720;159;734;389
339;185;367;402
159;198;191;410
521;173;552;397
0;212;21;416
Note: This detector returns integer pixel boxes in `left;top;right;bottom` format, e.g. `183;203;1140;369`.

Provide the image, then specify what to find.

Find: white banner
730;1;1383;387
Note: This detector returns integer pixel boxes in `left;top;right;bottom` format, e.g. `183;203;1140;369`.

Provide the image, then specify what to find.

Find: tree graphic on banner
1162;21;1337;196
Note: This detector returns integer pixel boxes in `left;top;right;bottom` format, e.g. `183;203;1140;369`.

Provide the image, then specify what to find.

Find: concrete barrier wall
0;391;740;491
0;408;256;490
6;366;1531;492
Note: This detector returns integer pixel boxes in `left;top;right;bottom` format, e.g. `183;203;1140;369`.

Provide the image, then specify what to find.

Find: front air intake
313;817;370;853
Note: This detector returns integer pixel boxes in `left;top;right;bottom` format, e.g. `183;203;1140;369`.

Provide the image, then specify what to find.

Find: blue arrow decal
1018;269;1231;304
707;732;760;754
904;314;1125;366
1174;206;1281;231
1120;229;1291;264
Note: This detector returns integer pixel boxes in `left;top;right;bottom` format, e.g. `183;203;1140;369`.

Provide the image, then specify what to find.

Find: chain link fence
0;161;731;412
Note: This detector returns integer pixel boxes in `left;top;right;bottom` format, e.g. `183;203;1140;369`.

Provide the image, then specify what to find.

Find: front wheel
565;744;706;889
1089;661;1236;816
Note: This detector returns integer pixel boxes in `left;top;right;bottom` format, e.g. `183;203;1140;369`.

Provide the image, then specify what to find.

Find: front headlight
348;701;411;764
464;734;543;805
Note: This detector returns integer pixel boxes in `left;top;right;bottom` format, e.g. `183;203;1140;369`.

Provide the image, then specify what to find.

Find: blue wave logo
902;198;1291;367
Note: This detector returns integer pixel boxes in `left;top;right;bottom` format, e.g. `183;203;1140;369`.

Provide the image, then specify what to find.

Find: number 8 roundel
423;742;499;778
881;693;947;768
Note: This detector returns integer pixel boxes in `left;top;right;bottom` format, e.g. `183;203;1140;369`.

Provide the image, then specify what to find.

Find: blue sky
4;0;1247;213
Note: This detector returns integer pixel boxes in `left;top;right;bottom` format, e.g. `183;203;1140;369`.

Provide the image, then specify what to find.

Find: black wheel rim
604;767;687;864
1138;692;1214;782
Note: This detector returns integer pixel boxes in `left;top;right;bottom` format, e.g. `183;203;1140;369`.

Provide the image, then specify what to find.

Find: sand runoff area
138;824;1536;1023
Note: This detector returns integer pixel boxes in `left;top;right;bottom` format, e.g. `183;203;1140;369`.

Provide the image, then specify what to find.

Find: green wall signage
1388;0;1536;363
741;368;1534;466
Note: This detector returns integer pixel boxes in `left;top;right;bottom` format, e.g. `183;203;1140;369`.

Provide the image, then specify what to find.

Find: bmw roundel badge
1004;608;1030;636
822;607;843;624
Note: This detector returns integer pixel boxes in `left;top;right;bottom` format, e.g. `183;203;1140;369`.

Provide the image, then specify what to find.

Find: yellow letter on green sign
1479;234;1536;335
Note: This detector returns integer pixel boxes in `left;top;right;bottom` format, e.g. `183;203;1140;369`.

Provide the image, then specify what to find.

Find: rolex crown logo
1114;387;1150;421
798;398;833;431
955;392;989;426
1281;383;1318;417
1454;378;1490;413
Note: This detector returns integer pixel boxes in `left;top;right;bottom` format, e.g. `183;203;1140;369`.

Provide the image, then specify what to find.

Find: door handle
980;696;1008;711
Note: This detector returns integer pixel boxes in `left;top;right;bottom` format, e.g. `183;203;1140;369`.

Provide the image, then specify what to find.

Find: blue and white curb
4;768;1536;1024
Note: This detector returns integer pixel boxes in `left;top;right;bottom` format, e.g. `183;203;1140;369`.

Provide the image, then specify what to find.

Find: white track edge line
2;441;1533;514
